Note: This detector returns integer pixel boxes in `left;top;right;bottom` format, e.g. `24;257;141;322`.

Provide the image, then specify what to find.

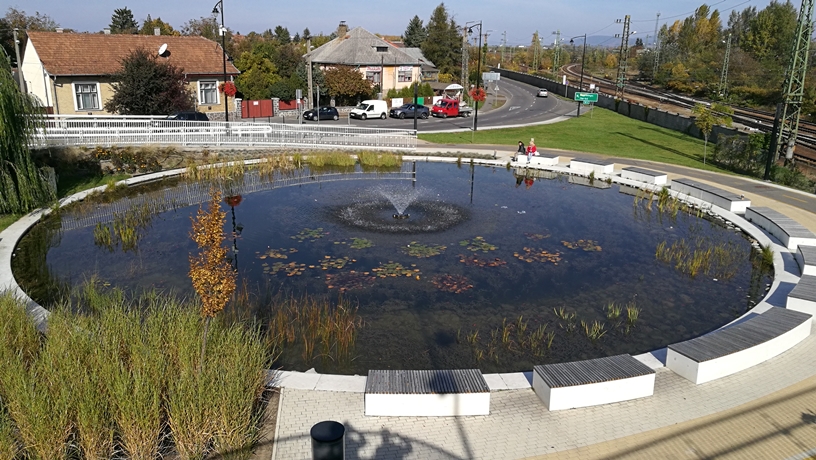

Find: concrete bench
364;369;490;416
745;207;816;250
569;157;615;175
671;178;751;213
621;166;668;185
787;275;816;319
532;354;655;411
513;153;560;167
796;246;816;277
666;307;812;384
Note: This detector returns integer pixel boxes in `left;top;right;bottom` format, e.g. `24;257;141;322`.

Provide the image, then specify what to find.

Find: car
166;111;209;121
389;103;429;119
537;89;549;98
303;106;340;121
349;100;388;120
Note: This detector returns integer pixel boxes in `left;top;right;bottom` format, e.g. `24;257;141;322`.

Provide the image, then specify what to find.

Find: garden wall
496;69;742;144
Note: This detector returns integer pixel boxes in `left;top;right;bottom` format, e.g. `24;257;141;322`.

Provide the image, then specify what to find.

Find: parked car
537;89;549;98
349;100;388;120
430;98;473;118
166;111;209;121
389;103;429;119
303;106;339;121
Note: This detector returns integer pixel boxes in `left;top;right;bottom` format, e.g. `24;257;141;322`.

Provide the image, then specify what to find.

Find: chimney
56;28;63;33
154;27;161;36
104;28;111;35
337;21;348;37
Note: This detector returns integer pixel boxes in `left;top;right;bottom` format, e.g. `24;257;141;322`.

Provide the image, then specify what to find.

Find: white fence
36;115;417;151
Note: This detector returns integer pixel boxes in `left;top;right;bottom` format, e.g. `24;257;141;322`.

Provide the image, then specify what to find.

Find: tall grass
357;151;402;168
0;286;270;460
307;152;356;168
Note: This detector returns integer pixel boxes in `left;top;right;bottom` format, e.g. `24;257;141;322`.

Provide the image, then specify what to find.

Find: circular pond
12;162;771;374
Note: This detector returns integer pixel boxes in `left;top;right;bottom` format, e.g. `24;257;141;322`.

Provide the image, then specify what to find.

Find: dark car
303;106;340;121
389;103;429;119
167;111;209;121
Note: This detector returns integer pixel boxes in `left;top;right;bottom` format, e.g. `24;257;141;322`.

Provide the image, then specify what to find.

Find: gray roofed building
306;26;420;66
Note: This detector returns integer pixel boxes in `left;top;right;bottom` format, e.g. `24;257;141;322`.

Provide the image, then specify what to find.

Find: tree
302;28;311;42
110;7;138;34
323;65;373;105
104;48;195;115
403;15;427;48
0;58;55;214
0;8;59;65
274;25;290;44
234;50;279;100
421;3;461;76
139;15;178;36
181;16;219;40
692;102;733;164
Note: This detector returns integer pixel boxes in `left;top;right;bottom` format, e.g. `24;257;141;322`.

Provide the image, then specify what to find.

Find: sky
7;0;779;46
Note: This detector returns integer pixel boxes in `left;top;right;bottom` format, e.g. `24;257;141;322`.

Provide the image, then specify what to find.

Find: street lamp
466;21;483;131
569;34;587;117
212;0;229;122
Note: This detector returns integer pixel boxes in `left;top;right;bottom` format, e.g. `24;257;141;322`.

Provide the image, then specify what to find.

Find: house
21;30;240;118
305;22;437;95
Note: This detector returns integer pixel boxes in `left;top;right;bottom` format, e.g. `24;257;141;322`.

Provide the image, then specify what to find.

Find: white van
349;100;388;120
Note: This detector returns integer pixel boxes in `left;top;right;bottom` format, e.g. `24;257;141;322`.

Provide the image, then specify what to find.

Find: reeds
306;152;356;168
606;302;622;322
655;237;744;279
0;286;269;460
554;307;577;332
581;320;607;343
626;303;640;326
464;315;557;363
357;151;402;168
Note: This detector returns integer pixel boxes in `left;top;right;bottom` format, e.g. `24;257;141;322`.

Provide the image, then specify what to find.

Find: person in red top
526;138;537;163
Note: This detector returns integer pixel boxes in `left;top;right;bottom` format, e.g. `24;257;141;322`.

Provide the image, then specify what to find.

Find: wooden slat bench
745;207;816;250
364;369;490;416
671;178;751;213
787;275;816;319
569;157;615;175
621;166;668;185
666;307;812;384
796;246;816;277
532;354;655;411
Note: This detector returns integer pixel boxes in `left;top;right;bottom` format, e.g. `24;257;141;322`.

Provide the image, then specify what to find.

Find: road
251;78;576;132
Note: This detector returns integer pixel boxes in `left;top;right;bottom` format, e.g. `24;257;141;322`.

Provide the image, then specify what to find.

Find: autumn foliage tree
323;65;373;105
189;189;236;370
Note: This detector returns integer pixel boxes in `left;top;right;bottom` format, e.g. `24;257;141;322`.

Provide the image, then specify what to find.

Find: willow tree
0;57;55;214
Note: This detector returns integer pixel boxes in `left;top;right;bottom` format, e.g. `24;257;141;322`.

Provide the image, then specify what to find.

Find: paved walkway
268;146;816;459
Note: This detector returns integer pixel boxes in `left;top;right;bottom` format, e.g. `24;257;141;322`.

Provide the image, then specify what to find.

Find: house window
199;81;218;104
74;83;100;110
366;71;381;84
376;46;388;52
398;69;412;83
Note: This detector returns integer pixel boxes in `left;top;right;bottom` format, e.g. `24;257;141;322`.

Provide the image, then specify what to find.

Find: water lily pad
561;239;602;251
514;247;562;264
459;236;497;253
257;247;298;260
291;227;329;242
432;274;474;293
458;254;507;268
371;261;420;279
403;241;446;258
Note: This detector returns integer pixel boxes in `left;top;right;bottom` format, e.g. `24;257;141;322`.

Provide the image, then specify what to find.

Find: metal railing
35;115;417;151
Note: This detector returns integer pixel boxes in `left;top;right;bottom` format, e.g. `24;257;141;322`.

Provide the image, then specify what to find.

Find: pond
12;161;772;374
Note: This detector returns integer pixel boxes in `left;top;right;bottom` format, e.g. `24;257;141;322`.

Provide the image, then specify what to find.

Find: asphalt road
257;78;576;132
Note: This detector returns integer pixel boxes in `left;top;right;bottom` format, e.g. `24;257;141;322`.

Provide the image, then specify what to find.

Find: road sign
482;72;500;82
574;92;598;104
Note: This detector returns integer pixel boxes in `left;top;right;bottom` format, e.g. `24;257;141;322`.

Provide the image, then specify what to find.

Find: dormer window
375;46;388;52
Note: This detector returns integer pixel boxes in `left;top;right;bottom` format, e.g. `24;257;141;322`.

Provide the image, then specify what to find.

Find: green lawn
419;107;730;173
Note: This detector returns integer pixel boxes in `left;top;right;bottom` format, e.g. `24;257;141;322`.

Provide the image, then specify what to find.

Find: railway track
561;64;816;164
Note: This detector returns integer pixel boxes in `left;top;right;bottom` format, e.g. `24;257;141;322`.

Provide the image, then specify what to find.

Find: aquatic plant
349;237;374;249
403;242;447;258
626;303;640;326
459;236;497;252
581;320;607;343
431;274;473;293
325;270;377;292
264;261;307;277
372;261;421;279
290;227;329;242
318;255;354;270
561;239;602;251
257;247;298;260
458;254;507;268
524;231;551;241
655;237;744;279
606;302;622;322
357;151;402;168
514;247;561;264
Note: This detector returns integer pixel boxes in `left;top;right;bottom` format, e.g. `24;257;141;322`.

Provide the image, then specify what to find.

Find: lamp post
212;0;229;122
466;21;483;131
569;34;587;117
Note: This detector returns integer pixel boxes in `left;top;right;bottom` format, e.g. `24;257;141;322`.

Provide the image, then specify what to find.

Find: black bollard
310;420;345;460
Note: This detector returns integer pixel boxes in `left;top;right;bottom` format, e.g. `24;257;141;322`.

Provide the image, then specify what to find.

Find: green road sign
574;92;598;103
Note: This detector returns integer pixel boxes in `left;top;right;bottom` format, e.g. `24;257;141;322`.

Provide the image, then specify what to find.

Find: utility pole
12;29;26;93
771;0;815;165
615;15;631;100
306;38;313;110
501;31;507;64
552;30;561;77
461;26;469;92
652;29;662;82
718;33;731;99
652;12;660;48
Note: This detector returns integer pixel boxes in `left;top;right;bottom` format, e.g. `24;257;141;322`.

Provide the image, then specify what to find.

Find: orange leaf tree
189;189;236;369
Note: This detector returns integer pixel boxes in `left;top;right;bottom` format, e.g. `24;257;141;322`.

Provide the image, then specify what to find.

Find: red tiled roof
26;31;239;77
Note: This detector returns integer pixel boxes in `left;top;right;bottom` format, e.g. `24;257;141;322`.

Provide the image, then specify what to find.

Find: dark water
12;162;771;374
